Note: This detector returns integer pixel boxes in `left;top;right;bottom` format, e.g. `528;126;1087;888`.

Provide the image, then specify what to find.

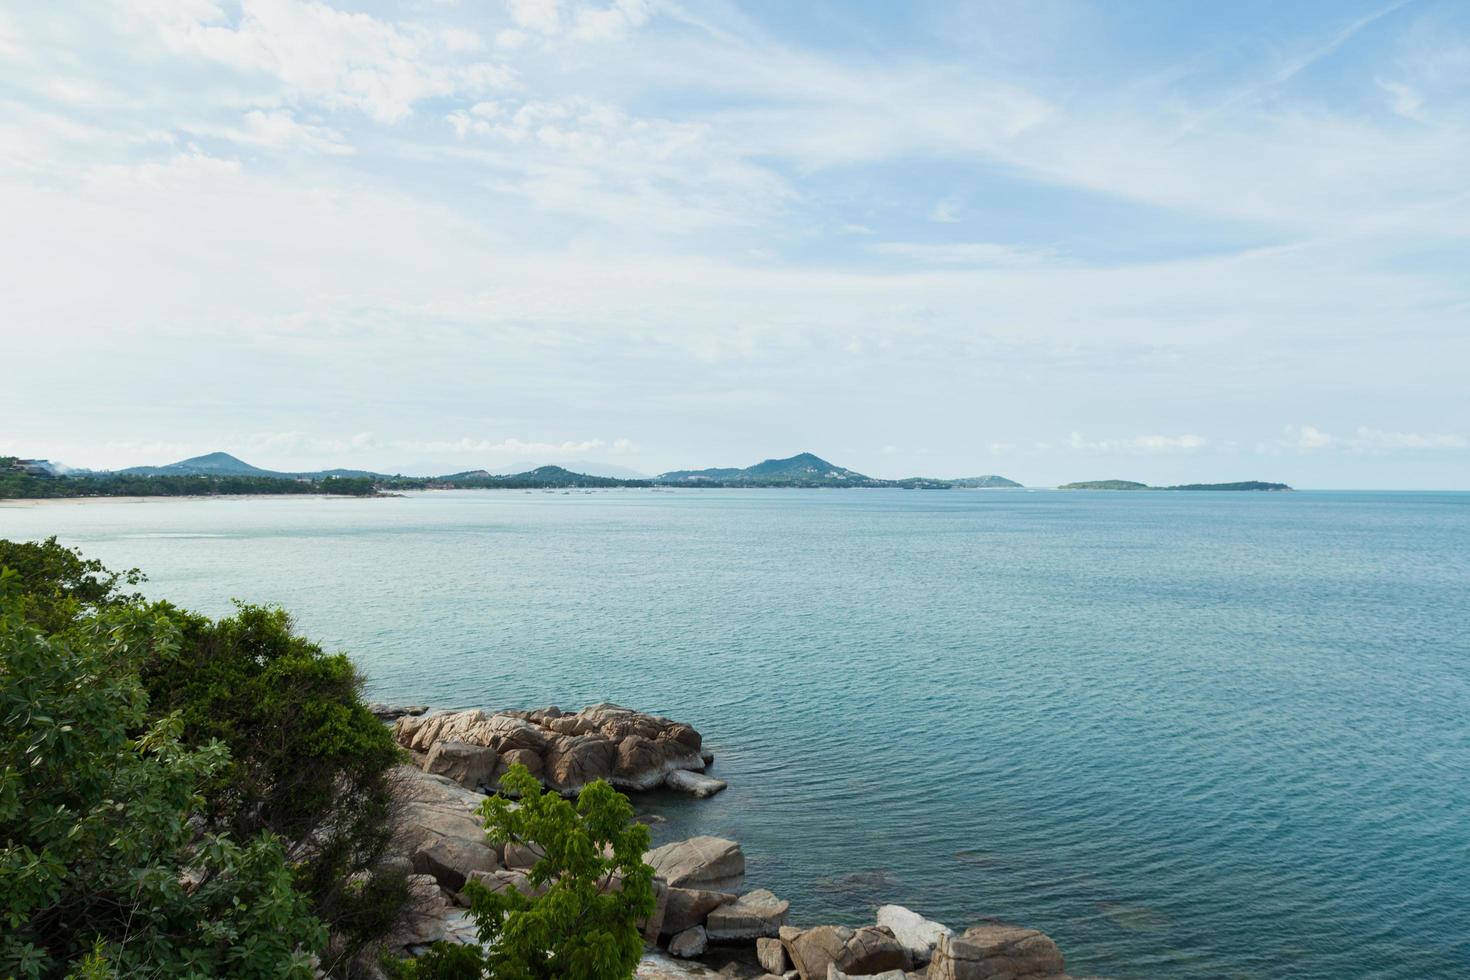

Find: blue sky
2;0;1468;487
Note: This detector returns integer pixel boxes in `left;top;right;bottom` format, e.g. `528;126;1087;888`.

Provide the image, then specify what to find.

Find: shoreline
0;493;387;507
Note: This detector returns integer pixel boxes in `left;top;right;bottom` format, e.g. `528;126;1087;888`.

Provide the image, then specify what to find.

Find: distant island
1058;479;1292;492
2;451;1027;499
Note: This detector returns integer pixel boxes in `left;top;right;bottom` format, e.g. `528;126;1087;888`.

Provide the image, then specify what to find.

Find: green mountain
1059;479;1291;491
658;452;872;486
1058;480;1150;490
950;475;1023;488
120;451;280;477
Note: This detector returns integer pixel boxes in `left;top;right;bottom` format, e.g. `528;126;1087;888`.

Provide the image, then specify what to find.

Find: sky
2;0;1468;488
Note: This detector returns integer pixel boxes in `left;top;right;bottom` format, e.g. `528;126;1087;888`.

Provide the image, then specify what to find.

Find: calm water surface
4;489;1468;978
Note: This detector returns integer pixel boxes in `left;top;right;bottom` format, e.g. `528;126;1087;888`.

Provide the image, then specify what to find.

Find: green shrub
0;537;143;635
139;602;408;971
392;763;655;980
0;570;326;978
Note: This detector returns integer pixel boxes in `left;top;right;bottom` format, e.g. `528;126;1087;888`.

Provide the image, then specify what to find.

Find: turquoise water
3;489;1468;978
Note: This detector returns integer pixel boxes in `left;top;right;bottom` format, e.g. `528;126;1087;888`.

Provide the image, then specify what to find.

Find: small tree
0;570;326;978
394;764;656;980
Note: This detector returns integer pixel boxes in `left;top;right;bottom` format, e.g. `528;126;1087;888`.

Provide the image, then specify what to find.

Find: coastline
0;493;386;507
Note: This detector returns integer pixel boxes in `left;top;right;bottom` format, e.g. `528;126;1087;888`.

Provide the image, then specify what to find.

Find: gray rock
928;925;1065;980
425;740;502;790
645;836;745;893
368;703;429;721
410;836;499;892
757;937;790;975
665;769;729;797
504;841;547;870
669;925;709;959
827;968;906;980
662;885;738;935
464;867;547;899
389;874;450;948
876;905;952;965
705;889;789;940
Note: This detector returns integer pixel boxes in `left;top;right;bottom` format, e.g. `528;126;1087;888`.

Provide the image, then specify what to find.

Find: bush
392;763;655;980
0;569;326;978
139;602;408;971
0;537;143;635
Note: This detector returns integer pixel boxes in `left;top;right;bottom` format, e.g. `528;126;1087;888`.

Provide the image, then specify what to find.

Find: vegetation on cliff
1058;479;1291;491
0;538;407;977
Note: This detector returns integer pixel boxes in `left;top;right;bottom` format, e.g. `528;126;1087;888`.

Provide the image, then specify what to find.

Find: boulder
411;836;499;892
706;889;789;940
782;925;909;980
645;837;745;893
389;874;451;948
661;885;738;935
876;905;952;965
543;733;618;794
464;867;547;900
499;747;544;779
827;969;906;980
642;876;672;941
664;769;729;798
425;740;501;790
504;841;547;870
368;703;429;721
757;937;790;974
927;925;1064;980
669;925;709;959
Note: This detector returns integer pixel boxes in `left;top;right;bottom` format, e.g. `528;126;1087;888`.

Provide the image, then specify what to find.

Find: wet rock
665;769;729;797
706;889;789;940
876;905;952;965
670;925;710;958
645;837;745;893
928;925;1065;980
368;703;429;721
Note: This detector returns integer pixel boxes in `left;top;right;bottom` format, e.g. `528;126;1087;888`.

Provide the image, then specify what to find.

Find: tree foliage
393;764;655;980
0;570;325;978
139;603;408;971
0;536;143;635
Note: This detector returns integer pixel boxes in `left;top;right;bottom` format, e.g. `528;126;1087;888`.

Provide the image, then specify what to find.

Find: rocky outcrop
644;836;745;892
369;703;429;721
876;905;952;965
394;703;720;797
928;925;1065;980
705;888;789;940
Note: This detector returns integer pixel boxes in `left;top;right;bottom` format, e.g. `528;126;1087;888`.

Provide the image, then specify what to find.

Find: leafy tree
0;537;143;634
392;764;656;980
139;603;408;972
0;570;326;978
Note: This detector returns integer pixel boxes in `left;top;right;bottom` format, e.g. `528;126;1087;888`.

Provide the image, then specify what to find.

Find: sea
3;488;1467;979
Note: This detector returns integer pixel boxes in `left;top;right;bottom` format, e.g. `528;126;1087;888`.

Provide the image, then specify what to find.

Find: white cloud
1066;433;1209;454
1380;79;1427;121
1353;427;1466;450
506;0;562;35
869;241;1056;267
139;0;515;122
928;198;961;223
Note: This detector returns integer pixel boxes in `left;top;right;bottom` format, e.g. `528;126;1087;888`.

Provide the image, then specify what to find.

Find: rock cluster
393;703;726;797
384;705;1077;979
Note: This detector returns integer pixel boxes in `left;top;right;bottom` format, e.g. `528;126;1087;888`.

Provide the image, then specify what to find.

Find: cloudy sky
3;0;1468;487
